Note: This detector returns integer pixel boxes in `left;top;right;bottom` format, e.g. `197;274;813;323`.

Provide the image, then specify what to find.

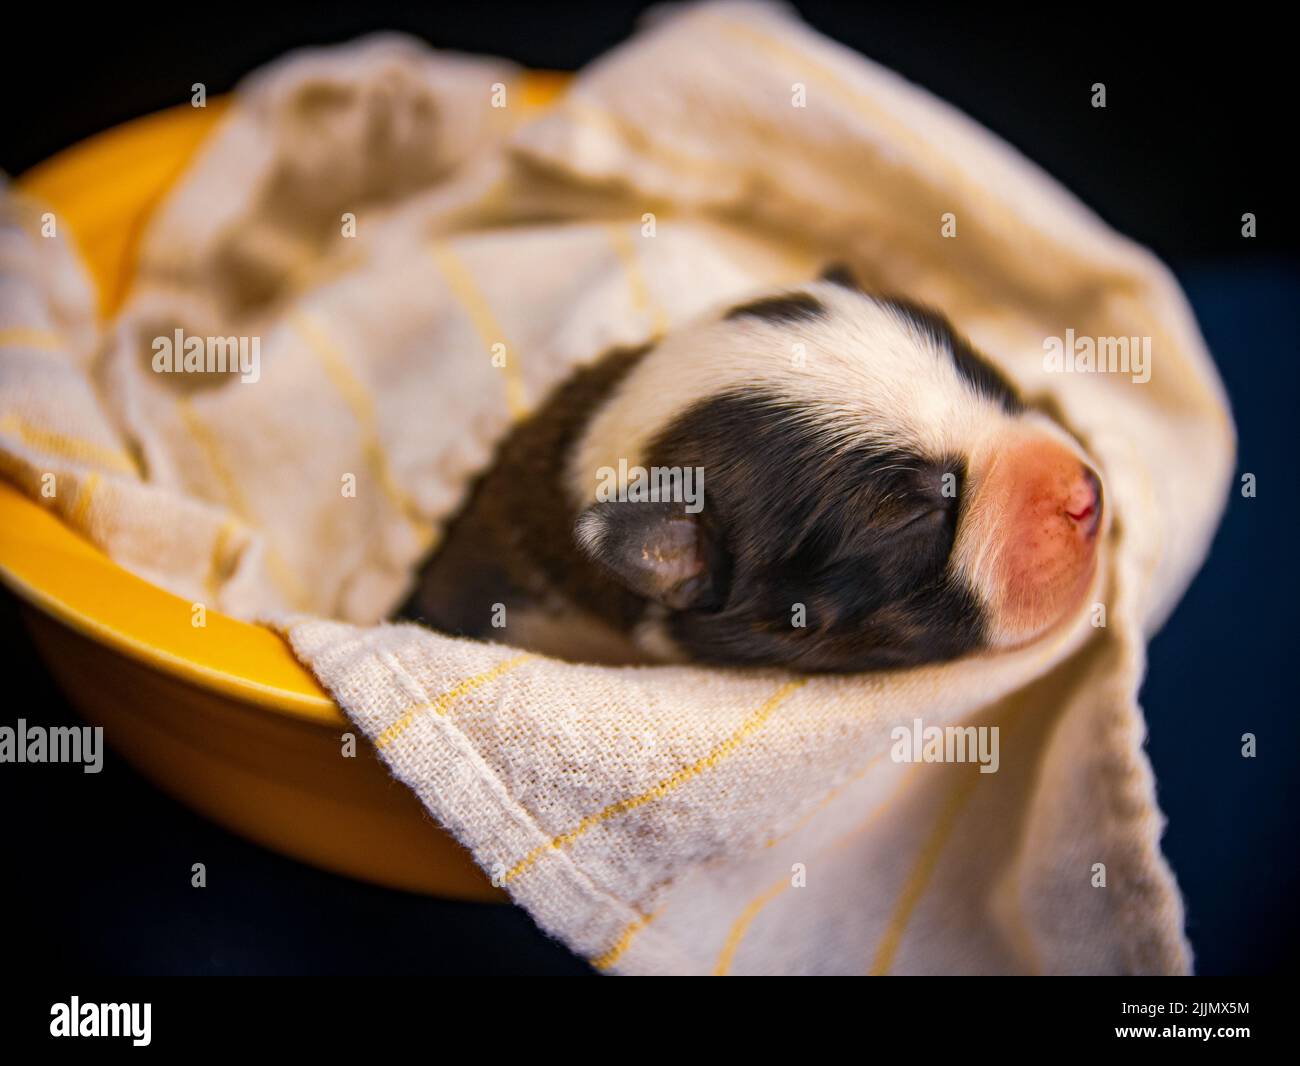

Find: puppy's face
569;280;1103;672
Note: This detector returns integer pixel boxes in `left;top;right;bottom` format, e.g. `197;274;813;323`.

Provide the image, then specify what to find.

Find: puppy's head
568;277;1103;671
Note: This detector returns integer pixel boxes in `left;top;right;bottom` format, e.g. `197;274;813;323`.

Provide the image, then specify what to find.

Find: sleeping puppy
399;271;1103;671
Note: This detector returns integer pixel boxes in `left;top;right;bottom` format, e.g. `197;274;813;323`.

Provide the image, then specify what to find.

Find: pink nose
1064;466;1103;534
977;440;1104;646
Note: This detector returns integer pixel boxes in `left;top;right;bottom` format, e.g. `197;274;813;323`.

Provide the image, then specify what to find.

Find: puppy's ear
819;262;860;290
574;502;727;610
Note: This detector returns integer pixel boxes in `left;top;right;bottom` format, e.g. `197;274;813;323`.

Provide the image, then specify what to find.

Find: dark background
1;2;1295;975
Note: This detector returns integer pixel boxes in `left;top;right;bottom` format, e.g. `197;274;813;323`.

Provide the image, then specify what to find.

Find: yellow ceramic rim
0;480;340;721
3;71;571;727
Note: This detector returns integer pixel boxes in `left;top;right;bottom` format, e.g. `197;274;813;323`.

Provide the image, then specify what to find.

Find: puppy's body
404;344;662;664
402;274;1103;672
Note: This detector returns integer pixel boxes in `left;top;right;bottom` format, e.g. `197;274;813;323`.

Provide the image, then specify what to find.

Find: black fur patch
724;291;827;326
642;391;986;672
398;344;655;638
879;296;1024;414
819;262;859;289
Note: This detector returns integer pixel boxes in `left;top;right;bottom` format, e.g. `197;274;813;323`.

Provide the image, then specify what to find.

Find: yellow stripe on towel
562;96;735;183
203;515;243;605
713;876;791;977
591;748;889;972
67;470;101;530
289;309;434;545
714;758;908;976
710;16;1032;261
505;678;807;884
0;412;138;477
375;652;536;750
176;398;308;611
868;764;982;976
604;222;671;340
713;18;949;180
591;908;661;972
868;702;1032;975
428;240;529;422
0;327;65;351
177;398;250;514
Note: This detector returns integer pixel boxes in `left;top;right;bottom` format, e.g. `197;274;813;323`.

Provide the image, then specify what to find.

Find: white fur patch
568;281;1014;505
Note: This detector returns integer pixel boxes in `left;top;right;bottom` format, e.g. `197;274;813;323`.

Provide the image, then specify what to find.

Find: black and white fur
400;270;1102;672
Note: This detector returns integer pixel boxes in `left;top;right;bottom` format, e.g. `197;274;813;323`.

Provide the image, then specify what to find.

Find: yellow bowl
3;71;571;900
